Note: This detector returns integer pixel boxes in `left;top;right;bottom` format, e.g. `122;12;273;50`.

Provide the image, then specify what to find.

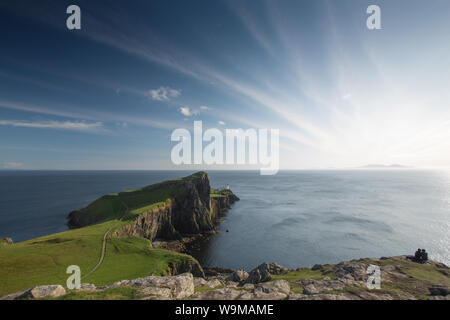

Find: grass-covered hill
0;172;238;296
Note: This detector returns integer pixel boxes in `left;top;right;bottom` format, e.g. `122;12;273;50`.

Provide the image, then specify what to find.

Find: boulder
79;283;96;291
194;288;243;300
7;285;67;299
303;284;320;295
193;277;207;288
288;293;357;300
204;278;223;288
226;270;249;282
334;263;367;281
255;280;290;295
139;286;173;299
300;279;346;294
111;273;194;299
242;283;255;290
239;291;287;300
244;263;287;284
429;285;450;296
311;264;322;271
224;281;239;288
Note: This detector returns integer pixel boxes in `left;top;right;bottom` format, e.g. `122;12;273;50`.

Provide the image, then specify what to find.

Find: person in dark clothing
421;249;428;262
414;248;421;261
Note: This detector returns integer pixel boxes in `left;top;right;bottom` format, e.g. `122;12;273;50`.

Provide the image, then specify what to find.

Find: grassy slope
0;174;203;296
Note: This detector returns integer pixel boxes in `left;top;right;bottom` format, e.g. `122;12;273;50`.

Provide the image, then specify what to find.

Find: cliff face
67;172;239;242
113;200;181;240
113;173;239;240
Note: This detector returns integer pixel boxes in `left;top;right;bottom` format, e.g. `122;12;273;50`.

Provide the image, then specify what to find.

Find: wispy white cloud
148;86;181;101
218;120;226;125
0;99;181;131
200;106;212;111
179;107;199;117
0;120;104;132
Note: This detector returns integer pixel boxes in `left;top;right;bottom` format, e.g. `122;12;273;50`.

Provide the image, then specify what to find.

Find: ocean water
0;170;449;269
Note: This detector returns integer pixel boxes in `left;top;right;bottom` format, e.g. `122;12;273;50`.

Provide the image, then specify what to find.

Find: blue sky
1;0;450;170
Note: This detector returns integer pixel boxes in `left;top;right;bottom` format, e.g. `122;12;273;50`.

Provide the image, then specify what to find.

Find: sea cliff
67;171;239;242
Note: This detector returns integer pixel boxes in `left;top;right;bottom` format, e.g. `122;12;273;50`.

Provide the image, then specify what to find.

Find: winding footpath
81;200;129;281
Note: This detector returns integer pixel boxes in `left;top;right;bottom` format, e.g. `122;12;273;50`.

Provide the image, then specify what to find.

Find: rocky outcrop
4;256;449;300
103;273;195;300
166;259;205;278
244;262;288;284
68;172;239;244
1;285;66;300
226;270;249;282
0;238;13;246
114;201;181;240
429;285;450;296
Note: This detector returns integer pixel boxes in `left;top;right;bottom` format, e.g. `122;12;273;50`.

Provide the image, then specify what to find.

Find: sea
0;170;448;269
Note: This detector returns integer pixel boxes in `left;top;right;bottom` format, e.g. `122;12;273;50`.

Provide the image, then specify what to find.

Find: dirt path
81;200;129;281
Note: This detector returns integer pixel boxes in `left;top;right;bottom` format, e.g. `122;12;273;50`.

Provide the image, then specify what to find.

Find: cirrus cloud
0;120;104;132
148;86;181;101
179;106;199;117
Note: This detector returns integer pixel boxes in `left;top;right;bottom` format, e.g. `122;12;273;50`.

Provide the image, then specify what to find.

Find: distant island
359;164;411;169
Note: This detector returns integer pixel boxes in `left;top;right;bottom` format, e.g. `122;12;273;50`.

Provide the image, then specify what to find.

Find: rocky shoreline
2;255;449;300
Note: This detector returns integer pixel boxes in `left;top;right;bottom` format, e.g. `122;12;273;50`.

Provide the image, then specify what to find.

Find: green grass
70;183;178;227
45;287;140;300
210;194;225;198
0;172;207;296
272;268;329;294
0;219;197;296
194;285;223;294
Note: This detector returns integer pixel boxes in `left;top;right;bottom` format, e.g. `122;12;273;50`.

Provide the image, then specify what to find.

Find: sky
0;0;450;170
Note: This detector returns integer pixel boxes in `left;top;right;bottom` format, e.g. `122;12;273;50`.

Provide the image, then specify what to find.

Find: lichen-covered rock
226;269;249;282
193;277;207;288
109;273;194;299
204;278;223;288
242;283;255;290
193;288;243;300
6;285;67;300
79;283;96;291
225;281;239;288
288;293;357;300
299;279;346;295
244;262;288;284
255;280;290;295
240;291;287;300
334;263;367;281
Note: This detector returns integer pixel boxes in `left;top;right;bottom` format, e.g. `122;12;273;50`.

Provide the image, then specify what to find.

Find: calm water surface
0;170;448;269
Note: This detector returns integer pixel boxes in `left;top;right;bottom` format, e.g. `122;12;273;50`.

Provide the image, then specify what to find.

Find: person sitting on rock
414;248;421;261
421;249;428;262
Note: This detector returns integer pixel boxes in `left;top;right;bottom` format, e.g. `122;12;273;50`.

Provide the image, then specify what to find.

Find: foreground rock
104;273;194;299
3;255;448;300
226;270;249;282
0;238;13;246
2;285;66;300
244;263;288;284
